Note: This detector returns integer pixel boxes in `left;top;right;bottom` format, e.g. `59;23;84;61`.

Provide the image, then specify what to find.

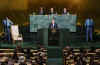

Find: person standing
49;18;58;41
85;17;94;42
2;17;13;42
49;18;58;33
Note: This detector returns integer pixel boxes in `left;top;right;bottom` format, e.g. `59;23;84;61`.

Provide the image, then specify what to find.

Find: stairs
48;58;63;65
48;47;62;58
48;47;63;65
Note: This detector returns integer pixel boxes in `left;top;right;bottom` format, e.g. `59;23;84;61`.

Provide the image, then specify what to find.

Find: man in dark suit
49;18;58;41
49;18;58;30
39;7;44;15
50;8;54;14
62;8;67;15
49;8;57;15
85;17;94;42
2;17;13;42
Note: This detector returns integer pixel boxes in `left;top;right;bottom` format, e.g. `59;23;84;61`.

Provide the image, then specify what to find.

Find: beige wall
0;0;100;32
0;0;28;11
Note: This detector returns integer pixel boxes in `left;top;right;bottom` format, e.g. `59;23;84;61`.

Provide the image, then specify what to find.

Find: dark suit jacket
49;23;58;29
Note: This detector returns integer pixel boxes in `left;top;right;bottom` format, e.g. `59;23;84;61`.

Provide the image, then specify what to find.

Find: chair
11;25;23;44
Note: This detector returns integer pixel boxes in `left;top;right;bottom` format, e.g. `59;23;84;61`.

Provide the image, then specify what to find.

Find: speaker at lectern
48;18;59;46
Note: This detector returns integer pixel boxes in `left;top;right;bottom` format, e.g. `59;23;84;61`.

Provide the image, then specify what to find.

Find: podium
48;29;59;46
37;29;70;47
37;29;48;47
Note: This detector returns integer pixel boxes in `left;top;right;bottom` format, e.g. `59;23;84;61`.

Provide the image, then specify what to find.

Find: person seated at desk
7;58;14;65
62;8;67;15
49;8;57;15
62;8;70;15
39;7;44;15
50;8;54;14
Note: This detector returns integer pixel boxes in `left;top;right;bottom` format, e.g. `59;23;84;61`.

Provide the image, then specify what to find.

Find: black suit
49;23;58;29
48;23;59;42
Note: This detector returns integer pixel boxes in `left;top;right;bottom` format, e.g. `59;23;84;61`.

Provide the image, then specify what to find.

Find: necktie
53;24;54;28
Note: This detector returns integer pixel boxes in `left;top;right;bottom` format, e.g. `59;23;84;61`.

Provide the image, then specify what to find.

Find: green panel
30;15;51;32
60;29;71;47
43;29;48;47
30;15;77;32
55;15;77;32
37;29;48;47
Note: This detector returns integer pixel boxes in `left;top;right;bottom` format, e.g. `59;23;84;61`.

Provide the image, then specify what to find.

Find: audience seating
63;46;100;65
0;47;47;65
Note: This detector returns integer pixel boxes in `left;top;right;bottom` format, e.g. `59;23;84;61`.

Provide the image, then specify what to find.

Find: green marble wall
30;15;77;32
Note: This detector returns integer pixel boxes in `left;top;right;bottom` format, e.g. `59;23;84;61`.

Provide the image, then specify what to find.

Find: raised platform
0;41;100;49
0;42;37;49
